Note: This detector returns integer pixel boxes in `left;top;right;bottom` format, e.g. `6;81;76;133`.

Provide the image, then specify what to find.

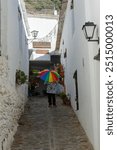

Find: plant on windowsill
16;69;28;85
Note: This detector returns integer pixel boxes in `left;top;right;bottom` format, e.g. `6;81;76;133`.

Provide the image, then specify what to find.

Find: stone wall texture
0;57;27;150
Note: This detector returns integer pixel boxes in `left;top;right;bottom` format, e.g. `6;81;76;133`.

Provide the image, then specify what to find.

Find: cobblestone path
11;96;93;150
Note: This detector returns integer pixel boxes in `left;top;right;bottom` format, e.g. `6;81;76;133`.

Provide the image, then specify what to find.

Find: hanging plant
16;69;28;85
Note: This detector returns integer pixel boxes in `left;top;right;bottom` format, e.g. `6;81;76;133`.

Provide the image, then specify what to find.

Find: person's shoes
48;105;52;107
53;104;57;107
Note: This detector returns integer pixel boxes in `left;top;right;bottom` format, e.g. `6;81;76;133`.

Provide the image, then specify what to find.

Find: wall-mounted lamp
27;30;39;45
82;22;99;44
31;30;39;39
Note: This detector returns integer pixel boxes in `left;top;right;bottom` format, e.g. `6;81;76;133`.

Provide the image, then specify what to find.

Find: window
71;0;74;9
18;6;22;20
73;70;79;110
70;0;75;34
64;48;67;58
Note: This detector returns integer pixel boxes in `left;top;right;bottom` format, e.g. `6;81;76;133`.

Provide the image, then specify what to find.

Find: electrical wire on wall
37;23;58;42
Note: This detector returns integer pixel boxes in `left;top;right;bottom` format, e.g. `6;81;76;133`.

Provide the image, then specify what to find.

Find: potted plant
59;92;71;106
16;69;28;85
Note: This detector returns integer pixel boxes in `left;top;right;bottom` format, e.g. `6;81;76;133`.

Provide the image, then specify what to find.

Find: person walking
46;81;58;107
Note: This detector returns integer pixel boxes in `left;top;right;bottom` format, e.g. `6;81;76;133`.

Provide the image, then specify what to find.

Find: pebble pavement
11;96;94;150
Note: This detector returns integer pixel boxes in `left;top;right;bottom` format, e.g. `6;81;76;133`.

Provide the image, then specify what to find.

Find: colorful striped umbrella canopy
39;69;60;82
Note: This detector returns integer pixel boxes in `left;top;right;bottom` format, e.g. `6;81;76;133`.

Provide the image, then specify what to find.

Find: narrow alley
11;96;93;150
0;0;100;149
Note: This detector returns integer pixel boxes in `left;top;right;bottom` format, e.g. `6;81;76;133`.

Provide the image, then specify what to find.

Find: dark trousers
47;93;56;106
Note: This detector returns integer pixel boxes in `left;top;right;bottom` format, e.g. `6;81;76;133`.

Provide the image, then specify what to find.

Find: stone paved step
11;96;93;150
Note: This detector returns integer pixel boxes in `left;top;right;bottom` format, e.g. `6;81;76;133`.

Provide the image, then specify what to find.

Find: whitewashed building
59;0;100;150
28;14;59;61
0;0;29;149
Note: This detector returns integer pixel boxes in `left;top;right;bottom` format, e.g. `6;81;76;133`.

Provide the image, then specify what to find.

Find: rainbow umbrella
39;69;60;82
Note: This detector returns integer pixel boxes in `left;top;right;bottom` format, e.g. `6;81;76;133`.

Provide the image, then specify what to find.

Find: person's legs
52;94;56;106
48;93;52;106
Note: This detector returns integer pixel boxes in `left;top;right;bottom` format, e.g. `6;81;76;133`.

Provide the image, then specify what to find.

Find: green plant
59;92;67;99
16;69;28;85
59;92;71;106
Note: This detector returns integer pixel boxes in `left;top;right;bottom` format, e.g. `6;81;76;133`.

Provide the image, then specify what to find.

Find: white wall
1;0;7;55
30;51;50;61
7;0;29;87
59;0;100;150
0;0;29;149
28;16;58;60
28;17;58;39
